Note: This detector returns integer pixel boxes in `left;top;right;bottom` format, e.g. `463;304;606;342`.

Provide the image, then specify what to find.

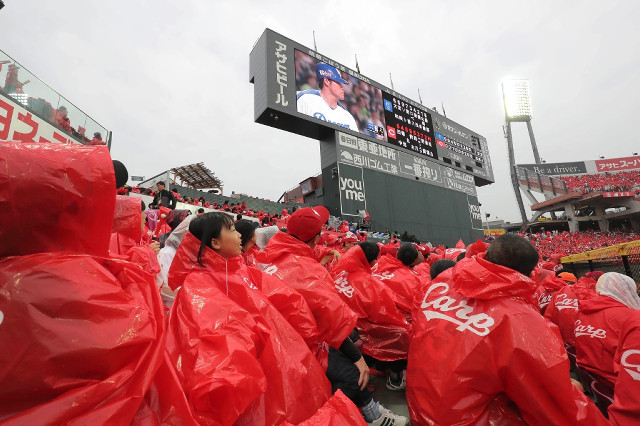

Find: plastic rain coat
372;254;423;314
0;142;194;424
544;278;597;347
166;231;337;425
608;312;640;425
407;255;606;425
263;232;358;350
331;246;410;361
576;295;635;387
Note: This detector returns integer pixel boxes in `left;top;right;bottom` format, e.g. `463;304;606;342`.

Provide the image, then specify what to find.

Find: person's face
211;225;242;259
157;183;165;191
344;242;356;251
243;232;257;253
326;79;345;100
140;211;146;233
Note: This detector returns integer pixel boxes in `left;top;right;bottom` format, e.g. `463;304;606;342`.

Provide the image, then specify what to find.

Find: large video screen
251;29;494;185
295;50;386;141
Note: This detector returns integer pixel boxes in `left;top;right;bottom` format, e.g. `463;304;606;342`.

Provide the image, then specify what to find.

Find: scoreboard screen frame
250;28;494;186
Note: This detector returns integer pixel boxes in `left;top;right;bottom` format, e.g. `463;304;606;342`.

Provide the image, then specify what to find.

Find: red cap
343;232;358;243
287;206;330;242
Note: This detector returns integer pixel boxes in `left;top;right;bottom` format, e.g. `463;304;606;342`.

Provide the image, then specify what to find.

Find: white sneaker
385;370;406;391
367;403;409;426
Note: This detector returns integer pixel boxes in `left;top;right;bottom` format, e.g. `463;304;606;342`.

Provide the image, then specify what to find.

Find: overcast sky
2;0;638;223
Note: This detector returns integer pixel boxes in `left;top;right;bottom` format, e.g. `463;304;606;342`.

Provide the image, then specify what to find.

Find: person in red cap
407;234;606;425
264;206;407;425
341;231;359;253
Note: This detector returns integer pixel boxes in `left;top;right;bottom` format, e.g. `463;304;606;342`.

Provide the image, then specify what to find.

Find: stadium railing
561;240;640;283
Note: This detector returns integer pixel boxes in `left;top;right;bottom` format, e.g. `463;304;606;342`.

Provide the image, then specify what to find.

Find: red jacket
608;312;640;425
544;278;597;347
576;295;633;386
533;274;567;314
372;254;423;314
331;246;410;361
263;232;358;350
407;256;606;425
167;232;333;425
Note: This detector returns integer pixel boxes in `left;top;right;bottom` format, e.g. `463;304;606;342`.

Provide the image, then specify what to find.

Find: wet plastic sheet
0;254;167;424
278;390;366;426
0;143;115;257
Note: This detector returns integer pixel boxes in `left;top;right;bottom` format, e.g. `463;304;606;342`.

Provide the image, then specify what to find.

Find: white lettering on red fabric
574;320;607;338
621;349;640;381
420;282;495;336
538;292;552;309
555;293;578;311
243;277;258;290
263;265;278;275
334;272;354;298
372;271;394;281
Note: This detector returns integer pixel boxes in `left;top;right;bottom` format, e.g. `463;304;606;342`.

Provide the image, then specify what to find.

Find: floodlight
501;79;532;121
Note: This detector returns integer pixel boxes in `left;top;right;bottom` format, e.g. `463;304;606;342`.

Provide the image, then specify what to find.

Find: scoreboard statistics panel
250;28;494;186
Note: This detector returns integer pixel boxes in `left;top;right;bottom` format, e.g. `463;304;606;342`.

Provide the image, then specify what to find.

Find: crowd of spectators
3;142;640;424
561;170;640;195
525;229;640;260
1;60;106;145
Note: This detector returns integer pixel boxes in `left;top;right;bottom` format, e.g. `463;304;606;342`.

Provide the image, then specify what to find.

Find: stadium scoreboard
250;28;494;186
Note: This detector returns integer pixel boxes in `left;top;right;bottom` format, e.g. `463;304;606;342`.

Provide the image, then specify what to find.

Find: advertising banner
595;156;640;172
517;162;588;176
467;195;484;230
337;131;477;196
338;163;366;217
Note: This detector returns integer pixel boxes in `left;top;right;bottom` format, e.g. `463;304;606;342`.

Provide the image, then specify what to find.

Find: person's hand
149;241;160;254
320;250;341;265
354;356;370;391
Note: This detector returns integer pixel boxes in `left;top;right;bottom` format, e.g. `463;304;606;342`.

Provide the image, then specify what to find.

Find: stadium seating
560;171;640;195
168;184;308;215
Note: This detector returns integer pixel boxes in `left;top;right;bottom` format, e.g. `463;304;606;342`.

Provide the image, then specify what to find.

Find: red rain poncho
263;231;358;350
407;255;606;425
279;390;366;426
576;295;635;387
608;312;640;425
372;254;423;314
110;195;161;279
0;142;194;424
166;232;333;425
331;246;410;361
544;278;597;347
532;273;567;314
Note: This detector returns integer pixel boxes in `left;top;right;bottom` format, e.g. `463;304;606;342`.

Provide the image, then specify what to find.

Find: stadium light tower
501;78;540;224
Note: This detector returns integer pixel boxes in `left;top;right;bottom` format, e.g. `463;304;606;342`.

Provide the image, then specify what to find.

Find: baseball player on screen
297;63;359;132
